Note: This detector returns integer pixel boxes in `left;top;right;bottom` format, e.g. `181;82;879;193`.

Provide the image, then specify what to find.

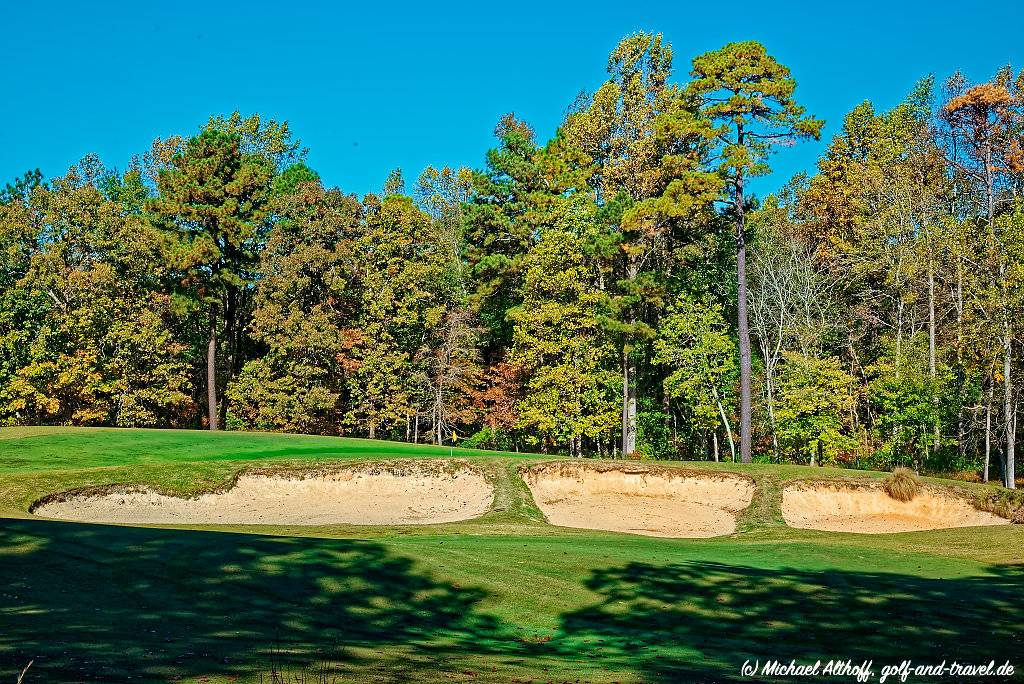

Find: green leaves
689;41;824;181
654;293;737;433
775;352;856;464
510;228;618;447
149;128;275;301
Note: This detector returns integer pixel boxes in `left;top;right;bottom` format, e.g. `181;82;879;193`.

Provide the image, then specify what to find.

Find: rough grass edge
518;459;757;485
970;487;1024;522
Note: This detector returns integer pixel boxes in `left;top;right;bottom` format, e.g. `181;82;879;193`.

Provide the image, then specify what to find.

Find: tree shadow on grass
5;518;1024;683
0;519;516;682
557;560;1024;683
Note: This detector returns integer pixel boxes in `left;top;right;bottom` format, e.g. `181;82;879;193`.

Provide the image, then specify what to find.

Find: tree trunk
621;349;637;456
928;259;939;451
985;379;993;483
662;390;671;453
764;367;780;463
219;291;235;430
736;164;753;463
712;431;719;463
434;389;442;445
713;387;736;463
956;258;966;465
1004;323;1016;488
988;142;1015;489
206;306;219;431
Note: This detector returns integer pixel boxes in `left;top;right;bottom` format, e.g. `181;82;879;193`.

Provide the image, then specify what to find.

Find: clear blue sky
3;1;1022;197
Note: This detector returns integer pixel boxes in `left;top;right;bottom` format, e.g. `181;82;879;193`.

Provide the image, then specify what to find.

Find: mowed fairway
1;428;1022;683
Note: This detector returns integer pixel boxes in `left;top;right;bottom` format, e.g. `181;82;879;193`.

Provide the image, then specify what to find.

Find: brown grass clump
882;467;921;502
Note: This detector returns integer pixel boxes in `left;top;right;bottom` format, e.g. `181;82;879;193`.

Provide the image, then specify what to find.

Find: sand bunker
782;482;1008;533
33;461;493;526
523;462;755;538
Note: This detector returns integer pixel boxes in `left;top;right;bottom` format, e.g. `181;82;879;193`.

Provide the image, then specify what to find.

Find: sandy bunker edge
521;461;756;538
32;459;494;526
781;480;1009;533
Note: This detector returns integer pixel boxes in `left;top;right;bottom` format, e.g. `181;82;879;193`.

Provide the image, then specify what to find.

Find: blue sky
3;1;1022;197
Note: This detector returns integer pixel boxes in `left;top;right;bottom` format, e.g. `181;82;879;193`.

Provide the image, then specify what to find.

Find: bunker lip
521;461;755;538
31;459;493;527
781;480;1010;534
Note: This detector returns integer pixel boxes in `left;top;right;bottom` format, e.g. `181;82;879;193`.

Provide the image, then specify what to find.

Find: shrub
882;467;921;502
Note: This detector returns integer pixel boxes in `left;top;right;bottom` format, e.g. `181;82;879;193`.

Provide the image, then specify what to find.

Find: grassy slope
0;427;1022;683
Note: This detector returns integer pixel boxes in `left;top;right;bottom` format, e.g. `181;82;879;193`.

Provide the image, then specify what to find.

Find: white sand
34;462;493;526
523;462;755;538
782;483;1008;533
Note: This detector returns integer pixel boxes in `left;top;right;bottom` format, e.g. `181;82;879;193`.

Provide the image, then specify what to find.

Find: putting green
1;427;1021;683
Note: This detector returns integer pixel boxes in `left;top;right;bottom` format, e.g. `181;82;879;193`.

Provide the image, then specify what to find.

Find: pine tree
688;41;823;462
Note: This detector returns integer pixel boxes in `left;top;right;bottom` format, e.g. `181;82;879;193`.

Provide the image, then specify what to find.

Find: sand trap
522;462;755;538
782;482;1009;533
33;461;493;526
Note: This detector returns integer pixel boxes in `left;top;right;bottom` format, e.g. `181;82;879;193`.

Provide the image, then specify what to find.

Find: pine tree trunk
219;293;234;431
206;306;219;431
736;165;753;464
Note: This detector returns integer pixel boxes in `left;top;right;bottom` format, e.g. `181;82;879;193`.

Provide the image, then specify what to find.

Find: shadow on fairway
558;559;1024;682
0;519;515;681
4;519;1024;683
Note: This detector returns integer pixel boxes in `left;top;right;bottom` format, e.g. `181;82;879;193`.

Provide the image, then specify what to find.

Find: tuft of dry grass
882;467;921;502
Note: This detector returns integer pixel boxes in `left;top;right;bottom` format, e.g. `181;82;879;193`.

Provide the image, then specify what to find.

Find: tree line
1;33;1022;487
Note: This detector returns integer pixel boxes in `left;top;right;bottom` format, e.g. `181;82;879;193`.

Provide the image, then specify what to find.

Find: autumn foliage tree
5;37;1024;488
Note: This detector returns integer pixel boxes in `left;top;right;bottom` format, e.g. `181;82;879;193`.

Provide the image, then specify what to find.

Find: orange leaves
943;82;1015;118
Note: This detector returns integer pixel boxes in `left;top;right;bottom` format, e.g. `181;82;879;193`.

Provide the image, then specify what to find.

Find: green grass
0;426;531;474
1;427;1022;682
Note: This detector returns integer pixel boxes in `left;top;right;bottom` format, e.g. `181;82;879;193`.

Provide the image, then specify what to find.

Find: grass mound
882;467;921;502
